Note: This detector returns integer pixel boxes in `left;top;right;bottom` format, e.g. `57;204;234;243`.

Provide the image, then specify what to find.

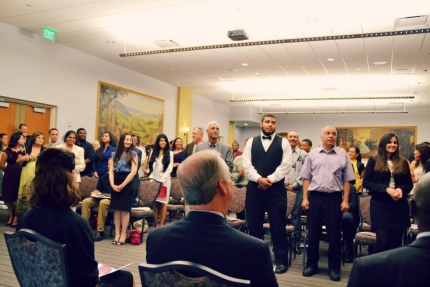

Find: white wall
0;21;178;142
235;111;430;151
192;93;230;142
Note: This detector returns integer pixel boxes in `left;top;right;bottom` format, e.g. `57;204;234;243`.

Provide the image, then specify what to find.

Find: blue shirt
92;145;116;176
299;146;355;192
111;150;137;173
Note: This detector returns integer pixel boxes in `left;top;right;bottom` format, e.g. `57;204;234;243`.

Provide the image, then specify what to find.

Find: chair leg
302;233;307;269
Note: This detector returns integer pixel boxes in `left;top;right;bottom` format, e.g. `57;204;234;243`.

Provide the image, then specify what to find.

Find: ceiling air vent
394;15;429;29
392;68;415;75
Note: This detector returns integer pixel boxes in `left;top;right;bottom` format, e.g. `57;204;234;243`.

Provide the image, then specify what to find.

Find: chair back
139;261;250;287
359;194;372;227
170;178;183;202
79;176;98;199
4;228;70;287
229;186;246;214
286;189;297;218
138;178;163;208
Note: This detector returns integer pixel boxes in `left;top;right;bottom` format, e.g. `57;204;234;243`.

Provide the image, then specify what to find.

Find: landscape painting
335;126;417;160
96;81;164;146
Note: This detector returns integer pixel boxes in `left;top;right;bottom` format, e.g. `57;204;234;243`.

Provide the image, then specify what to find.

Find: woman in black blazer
363;132;413;254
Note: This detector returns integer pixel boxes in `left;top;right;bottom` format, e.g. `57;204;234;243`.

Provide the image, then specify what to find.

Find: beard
261;127;275;136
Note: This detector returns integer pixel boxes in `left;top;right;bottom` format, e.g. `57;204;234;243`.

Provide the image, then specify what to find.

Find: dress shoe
302;266;319;277
329;269;341;281
345;253;354;263
274;264;288;274
294;246;302;255
95;232;104;242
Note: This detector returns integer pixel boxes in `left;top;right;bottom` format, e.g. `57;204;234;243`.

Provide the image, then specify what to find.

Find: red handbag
129;228;142;245
158;185;167;199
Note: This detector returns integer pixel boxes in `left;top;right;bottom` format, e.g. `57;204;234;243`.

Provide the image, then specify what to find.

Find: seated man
347;173;430;287
146;150;278;287
342;184;359;263
81;174;111;241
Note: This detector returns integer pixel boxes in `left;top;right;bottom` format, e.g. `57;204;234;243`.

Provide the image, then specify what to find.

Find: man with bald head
195;121;233;171
146;150;278;287
300;126;355;281
348;172;430;287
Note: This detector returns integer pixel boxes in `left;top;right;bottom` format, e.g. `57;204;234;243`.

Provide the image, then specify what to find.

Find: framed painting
96;81;164;146
335;126;417;160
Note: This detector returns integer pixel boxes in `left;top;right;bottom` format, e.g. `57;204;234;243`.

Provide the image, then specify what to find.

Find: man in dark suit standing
243;114;292;274
347;172;430;287
146;149;278;287
184;126;204;159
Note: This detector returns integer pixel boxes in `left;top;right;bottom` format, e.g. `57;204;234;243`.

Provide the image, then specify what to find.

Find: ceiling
2;0;430;114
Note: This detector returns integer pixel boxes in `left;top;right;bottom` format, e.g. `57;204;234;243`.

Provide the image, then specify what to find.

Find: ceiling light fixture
244;123;248;126
120;28;430;57
373;61;387;65
229;96;414;102
327;58;335;61
241;63;249;66
107;40;115;44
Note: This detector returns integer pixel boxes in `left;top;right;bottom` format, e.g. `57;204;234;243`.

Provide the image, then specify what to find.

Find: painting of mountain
96;81;164;145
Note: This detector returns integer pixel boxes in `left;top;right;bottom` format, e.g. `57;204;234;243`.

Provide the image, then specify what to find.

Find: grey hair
193;126;204;135
205;121;219;131
321;126;337;135
414;172;430;225
177;149;231;205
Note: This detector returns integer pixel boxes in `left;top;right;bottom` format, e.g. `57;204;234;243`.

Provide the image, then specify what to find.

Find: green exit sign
42;27;56;41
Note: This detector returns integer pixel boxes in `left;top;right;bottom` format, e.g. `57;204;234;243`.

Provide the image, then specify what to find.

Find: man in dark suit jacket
146;149;278;287
347;172;430;287
184;126;204;159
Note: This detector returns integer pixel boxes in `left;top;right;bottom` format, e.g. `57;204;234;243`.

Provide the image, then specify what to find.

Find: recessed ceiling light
107;40;115;44
169;68;174;71
373;61;387;65
241;63;249;66
327;58;335;61
244;123;248;126
255;72;260;75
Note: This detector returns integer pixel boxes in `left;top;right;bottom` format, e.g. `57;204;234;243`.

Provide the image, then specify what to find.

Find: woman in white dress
148;134;173;227
410;143;430;194
56;130;85;187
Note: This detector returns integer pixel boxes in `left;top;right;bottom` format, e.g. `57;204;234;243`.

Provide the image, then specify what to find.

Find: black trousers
342;212;358;254
306;192;342;271
291;187;303;242
246;181;288;265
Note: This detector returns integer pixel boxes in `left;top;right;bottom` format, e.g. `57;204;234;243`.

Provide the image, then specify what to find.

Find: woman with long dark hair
0;132;26;226
92;131;116;178
347;146;365;193
363;132;413;253
16;131;46;217
17;148;134;286
148;134;173;227
0;133;8;201
410;143;430;187
109;133;137;245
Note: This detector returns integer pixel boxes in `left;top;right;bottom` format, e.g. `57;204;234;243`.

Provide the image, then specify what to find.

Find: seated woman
16;148;134;287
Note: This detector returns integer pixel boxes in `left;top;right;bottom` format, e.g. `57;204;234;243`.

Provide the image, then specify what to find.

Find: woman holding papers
17;148;134;286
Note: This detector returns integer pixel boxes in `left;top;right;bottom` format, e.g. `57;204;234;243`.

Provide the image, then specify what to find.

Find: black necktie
262;135;272;140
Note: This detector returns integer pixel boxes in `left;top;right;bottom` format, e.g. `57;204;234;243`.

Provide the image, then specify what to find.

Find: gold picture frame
335;126;417;160
96;81;164;145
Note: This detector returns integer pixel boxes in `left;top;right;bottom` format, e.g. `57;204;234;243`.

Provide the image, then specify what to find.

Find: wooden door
24;106;51;145
0;102;17;137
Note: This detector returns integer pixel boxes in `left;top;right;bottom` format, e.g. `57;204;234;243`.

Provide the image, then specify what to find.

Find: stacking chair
167;178;185;222
130;178;163;243
227;186;247;232
4;228;70;287
262;189;297;266
139;261;250;287
353;194;376;258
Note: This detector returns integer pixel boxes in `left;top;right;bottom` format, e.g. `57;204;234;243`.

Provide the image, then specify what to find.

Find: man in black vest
243;114;292;274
